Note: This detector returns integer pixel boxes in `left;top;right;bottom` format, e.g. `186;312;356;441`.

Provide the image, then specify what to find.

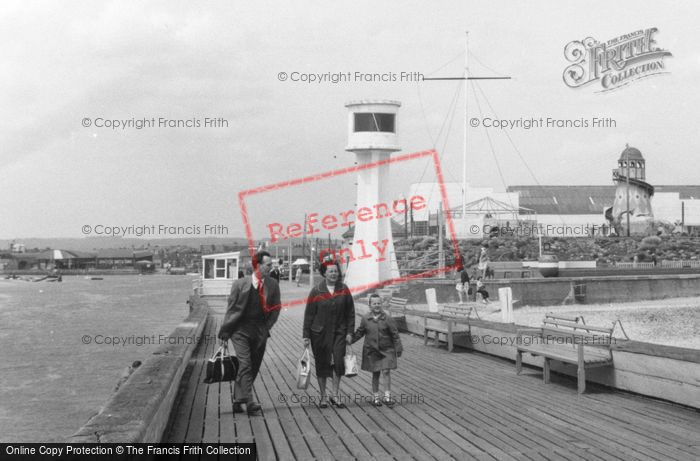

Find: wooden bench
424;304;478;352
388;296;408;312
515;313;626;393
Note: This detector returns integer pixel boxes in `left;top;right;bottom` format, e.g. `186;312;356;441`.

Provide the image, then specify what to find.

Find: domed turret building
611;145;655;235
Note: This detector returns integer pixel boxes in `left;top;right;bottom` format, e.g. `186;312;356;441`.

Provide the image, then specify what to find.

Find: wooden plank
218;381;236;441
183;318;218;443
201;382;219;442
164;294;700;460
250;416;277;461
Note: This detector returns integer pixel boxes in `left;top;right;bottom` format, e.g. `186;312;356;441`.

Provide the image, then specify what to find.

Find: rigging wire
415;81;463;186
474;81;568;226
469;81;517;213
468;50;509;78
426;50;465;77
415;83;436;147
415;49;466;148
425;81;464;211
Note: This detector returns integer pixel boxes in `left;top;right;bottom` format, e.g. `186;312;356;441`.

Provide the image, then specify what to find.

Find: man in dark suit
218;251;281;415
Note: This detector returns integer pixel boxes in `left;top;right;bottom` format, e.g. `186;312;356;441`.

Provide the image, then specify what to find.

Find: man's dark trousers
231;324;268;403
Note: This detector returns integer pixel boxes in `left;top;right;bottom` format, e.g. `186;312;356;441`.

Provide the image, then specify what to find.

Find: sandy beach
478;296;700;349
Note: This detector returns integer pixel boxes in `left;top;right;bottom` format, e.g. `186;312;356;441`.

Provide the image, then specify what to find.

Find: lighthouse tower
611;145;655;235
344;100;401;290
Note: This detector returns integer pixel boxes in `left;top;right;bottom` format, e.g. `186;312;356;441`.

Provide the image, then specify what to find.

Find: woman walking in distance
478;247;490;278
303;260;355;408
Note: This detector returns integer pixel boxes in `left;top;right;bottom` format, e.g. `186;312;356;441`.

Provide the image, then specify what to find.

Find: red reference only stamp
238;149;461;310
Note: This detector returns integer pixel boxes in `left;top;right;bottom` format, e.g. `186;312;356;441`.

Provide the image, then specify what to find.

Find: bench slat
545;313;581;322
539;328;613;346
518;345;611;364
543;319;613;334
389;298;408;305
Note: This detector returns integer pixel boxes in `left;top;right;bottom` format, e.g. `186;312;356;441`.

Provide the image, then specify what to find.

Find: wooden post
578;344;586;394
424;317;429;346
499;287;513;323
447;321;453;352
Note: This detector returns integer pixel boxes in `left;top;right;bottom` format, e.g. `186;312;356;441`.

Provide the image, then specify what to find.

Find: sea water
0;275;193;442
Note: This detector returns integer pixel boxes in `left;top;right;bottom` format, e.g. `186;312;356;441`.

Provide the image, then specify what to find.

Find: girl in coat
350;293;403;407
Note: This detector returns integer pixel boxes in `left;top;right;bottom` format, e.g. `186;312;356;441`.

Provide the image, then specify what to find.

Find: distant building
510;145;700;238
11;249;97;270
410;146;700;238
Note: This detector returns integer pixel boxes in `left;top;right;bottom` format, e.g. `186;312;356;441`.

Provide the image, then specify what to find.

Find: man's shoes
246;402;262;415
232;402;244;414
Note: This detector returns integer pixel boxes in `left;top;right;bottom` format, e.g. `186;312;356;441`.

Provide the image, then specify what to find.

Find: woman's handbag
296;346;311;389
344;346;358;377
203;340;239;384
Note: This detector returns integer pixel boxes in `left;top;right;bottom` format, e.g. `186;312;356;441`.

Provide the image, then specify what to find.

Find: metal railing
613;262;655;269
613;260;700;269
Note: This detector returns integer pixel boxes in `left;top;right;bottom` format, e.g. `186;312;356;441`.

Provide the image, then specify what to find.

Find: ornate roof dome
618;145;644;161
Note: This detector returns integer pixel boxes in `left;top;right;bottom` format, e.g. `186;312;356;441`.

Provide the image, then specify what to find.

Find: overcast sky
1;0;698;239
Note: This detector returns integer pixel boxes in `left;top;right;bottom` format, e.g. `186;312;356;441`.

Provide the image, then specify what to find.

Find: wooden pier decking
166;283;700;460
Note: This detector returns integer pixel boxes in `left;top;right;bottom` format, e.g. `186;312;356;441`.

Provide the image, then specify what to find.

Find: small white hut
200;251;241;296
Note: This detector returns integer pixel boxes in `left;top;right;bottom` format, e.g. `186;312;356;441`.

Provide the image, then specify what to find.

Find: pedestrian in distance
476;276;490;304
269;259;281;282
455;266;470;304
296;267;303;287
478;246;490;279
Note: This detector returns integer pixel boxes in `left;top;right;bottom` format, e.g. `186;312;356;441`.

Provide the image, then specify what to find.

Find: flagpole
462;31;469;216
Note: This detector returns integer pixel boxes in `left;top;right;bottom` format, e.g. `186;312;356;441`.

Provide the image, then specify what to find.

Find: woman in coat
302;260;355;408
351;293;403;407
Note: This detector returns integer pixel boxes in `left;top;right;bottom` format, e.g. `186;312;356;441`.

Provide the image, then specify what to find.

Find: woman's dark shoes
319;397;329;408
372;397;383;407
232;402;244;413
246;402;262;415
329;396;346;409
382;396;395;407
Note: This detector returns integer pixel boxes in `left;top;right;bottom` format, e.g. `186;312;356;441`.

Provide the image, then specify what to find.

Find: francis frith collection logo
563;28;672;92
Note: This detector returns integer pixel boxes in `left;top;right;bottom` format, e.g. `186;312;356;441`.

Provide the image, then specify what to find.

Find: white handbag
344;345;359;377
296;346;311;389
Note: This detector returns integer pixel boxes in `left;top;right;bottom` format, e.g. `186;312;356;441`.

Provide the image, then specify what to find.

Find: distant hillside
0;237;250;252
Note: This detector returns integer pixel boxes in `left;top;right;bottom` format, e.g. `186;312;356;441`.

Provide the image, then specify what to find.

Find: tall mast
462;31;469;216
